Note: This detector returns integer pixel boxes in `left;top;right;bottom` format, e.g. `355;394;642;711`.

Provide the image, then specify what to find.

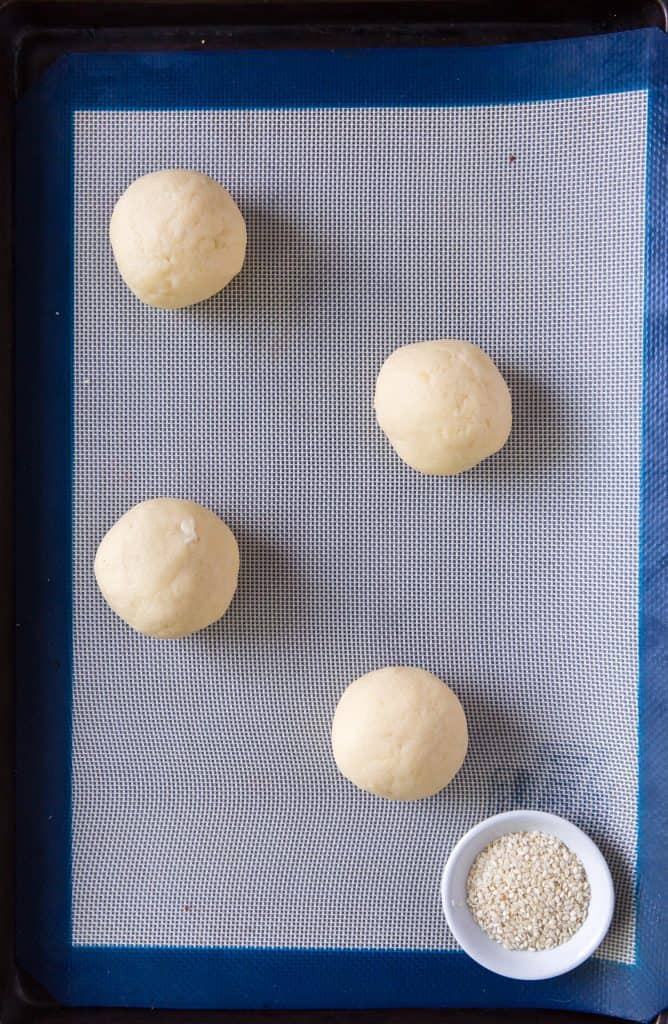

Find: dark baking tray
0;1;666;1022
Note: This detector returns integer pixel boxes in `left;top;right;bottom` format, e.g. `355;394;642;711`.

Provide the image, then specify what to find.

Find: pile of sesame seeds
466;830;591;951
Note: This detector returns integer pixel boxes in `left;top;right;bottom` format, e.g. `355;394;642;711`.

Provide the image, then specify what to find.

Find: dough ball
109;169;247;308
331;667;468;800
374;339;512;474
94;498;239;639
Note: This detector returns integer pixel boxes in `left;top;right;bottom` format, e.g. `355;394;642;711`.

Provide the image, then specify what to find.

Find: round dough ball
109;169;247;309
331;667;468;800
374;339;512;474
94;498;239;639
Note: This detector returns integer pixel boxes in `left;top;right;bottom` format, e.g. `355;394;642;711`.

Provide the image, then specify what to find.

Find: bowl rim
440;808;615;981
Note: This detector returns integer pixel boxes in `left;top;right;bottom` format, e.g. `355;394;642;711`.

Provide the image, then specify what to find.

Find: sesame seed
466;831;590;951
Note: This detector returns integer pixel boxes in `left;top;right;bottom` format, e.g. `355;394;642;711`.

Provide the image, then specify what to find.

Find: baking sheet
14;32;668;1018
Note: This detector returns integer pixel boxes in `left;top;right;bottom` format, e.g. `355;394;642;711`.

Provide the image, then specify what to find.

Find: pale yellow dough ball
94;498;239;639
109;169;247;309
374;339;512;474
331;667;468;800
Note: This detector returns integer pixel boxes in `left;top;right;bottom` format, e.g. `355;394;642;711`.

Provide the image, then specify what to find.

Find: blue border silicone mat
14;28;668;1019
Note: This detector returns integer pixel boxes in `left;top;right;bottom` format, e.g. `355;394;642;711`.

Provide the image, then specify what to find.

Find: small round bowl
441;809;614;981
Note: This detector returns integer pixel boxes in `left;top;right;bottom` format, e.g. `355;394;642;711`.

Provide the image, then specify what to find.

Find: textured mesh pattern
72;94;646;963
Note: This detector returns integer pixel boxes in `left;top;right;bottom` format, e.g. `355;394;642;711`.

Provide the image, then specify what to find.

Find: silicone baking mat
14;29;668;1020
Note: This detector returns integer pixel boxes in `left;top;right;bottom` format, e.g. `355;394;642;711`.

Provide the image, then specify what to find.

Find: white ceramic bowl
441;809;614;981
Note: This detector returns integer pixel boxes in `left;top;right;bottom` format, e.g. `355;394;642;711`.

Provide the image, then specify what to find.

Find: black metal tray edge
1;2;666;1022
